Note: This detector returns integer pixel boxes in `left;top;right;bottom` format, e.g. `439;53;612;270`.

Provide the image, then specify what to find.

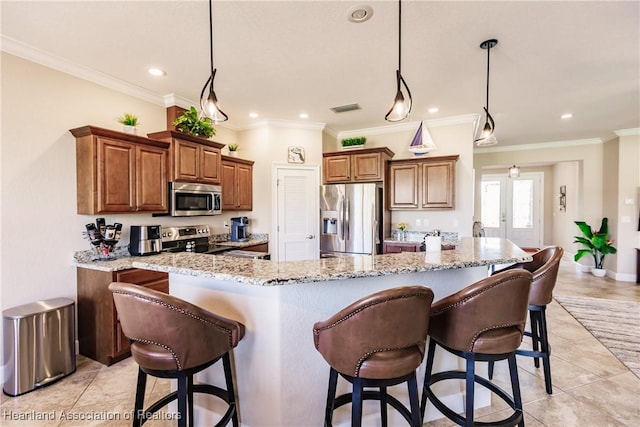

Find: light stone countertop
127;238;530;286
73;238;268;272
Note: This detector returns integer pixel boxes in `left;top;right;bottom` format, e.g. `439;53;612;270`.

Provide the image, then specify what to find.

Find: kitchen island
123;237;530;427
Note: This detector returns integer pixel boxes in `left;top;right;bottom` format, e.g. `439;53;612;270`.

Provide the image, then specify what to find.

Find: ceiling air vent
330;103;361;113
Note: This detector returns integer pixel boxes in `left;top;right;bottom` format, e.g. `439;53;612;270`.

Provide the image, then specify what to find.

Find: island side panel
169;266;489;427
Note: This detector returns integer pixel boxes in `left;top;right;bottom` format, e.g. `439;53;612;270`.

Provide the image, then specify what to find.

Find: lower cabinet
383;242;421;253
77;267;168;366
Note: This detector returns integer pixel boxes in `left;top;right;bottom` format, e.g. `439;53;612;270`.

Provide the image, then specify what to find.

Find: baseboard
571;261;636;282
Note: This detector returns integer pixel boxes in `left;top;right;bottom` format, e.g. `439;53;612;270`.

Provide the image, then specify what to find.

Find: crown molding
474;138;603;153
162;94;194;109
2;35;165;106
614;128;640;137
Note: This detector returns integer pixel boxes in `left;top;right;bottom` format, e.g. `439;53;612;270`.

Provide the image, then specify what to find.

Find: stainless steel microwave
169;182;222;216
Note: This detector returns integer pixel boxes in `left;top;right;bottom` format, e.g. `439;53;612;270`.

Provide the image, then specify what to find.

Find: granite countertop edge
74;238;531;287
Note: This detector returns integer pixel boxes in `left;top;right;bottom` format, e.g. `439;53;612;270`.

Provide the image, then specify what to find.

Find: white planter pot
591;268;607;278
123;125;137;135
228;151;238;157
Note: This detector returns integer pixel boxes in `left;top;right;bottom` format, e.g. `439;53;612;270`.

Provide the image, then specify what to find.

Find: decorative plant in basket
341;136;366;148
172;106;216;139
117;113;139;134
573;218;616;276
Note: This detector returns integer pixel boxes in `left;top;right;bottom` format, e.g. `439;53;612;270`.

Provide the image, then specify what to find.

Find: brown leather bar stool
109;282;245;427
313;286;434;427
420;270;532;427
489;246;563;394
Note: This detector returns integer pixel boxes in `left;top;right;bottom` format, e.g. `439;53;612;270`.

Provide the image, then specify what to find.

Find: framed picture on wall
288;146;305;164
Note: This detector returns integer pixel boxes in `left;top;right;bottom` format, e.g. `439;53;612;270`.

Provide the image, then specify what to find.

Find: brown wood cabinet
221;155;254;211
77;267;168;366
71;126;169;214
323;147;394;184
383;241;420;253
388;155;458;210
147;130;224;184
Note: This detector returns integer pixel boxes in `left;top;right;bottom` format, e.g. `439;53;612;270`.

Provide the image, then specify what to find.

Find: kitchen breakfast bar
125;237;531;427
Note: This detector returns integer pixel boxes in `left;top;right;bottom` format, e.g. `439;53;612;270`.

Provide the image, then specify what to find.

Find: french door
480;173;543;248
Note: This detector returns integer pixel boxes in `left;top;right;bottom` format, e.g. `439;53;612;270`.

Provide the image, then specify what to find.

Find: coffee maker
230;217;249;242
129;225;162;256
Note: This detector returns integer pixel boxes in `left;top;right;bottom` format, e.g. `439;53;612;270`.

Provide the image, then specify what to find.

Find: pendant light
200;0;228;123
385;0;412;122
475;39;498;145
508;165;520;178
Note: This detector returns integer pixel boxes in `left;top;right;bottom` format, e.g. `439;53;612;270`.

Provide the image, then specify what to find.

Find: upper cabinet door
136;145;168;212
323;155;351;183
174;140;199;182
421;160;455;209
388;163;419;209
351;152;385;182
200;145;222;184
97;137;136;213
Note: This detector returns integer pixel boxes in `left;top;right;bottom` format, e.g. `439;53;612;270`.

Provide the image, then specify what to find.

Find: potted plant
172;106;216;139
227;143;238;157
117;113;139;134
341;136;366;149
397;222;408;241
573;218;617;277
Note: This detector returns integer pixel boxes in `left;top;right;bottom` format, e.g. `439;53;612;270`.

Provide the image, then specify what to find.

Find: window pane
512;180;533;229
481;180;501;228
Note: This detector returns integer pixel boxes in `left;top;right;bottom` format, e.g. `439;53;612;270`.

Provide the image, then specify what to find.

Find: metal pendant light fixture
508;164;521;178
385;0;412;122
200;0;228;123
475;39;498;145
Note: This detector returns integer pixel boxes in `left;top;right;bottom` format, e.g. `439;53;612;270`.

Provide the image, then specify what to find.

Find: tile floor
1;262;639;426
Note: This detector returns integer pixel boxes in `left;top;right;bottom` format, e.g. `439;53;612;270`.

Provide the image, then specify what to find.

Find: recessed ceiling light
561;113;573;119
249;112;259;118
348;5;373;23
148;67;166;76
427;107;439;113
299;113;309;119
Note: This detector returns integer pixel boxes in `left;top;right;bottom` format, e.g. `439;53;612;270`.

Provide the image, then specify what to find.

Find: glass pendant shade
385;0;412;122
200;69;228;123
475;133;498;147
508;165;520;178
475;39;498;145
200;0;228;123
385;70;412;122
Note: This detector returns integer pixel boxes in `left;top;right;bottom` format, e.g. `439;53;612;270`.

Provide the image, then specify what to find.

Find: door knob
306;235;315;239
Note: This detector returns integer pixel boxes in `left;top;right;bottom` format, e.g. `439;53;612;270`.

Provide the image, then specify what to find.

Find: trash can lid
3;298;74;319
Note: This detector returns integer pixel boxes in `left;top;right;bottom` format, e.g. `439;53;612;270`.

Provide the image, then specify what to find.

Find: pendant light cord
398;0;402;73
208;0;214;75
485;43;491;111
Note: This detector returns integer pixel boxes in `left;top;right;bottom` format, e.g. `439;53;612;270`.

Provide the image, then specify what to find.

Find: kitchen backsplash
392;230;458;245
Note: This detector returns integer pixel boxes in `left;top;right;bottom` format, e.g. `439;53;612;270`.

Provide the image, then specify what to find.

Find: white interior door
480;173;543;248
273;165;319;261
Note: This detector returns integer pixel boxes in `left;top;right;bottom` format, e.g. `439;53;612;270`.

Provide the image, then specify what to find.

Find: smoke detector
348;5;373;23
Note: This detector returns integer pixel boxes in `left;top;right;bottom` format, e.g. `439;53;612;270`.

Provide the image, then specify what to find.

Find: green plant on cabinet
172;106;216;139
341;136;366;147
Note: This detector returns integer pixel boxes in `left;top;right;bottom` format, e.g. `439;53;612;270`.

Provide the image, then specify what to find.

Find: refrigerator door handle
339;195;345;240
345;197;350;241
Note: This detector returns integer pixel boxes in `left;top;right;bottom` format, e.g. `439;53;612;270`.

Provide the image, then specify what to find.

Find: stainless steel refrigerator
320;182;389;257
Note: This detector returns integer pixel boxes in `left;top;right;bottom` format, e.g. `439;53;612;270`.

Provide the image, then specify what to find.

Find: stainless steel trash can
3;298;76;396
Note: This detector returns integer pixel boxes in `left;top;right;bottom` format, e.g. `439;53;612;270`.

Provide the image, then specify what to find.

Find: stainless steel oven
169;182;222;216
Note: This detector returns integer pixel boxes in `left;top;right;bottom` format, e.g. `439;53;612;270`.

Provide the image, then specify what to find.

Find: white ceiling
2;0;638;146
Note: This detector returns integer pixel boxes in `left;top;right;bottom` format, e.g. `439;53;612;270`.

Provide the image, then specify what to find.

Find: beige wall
237;123;324;234
327;119;477;236
474;138;640;280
